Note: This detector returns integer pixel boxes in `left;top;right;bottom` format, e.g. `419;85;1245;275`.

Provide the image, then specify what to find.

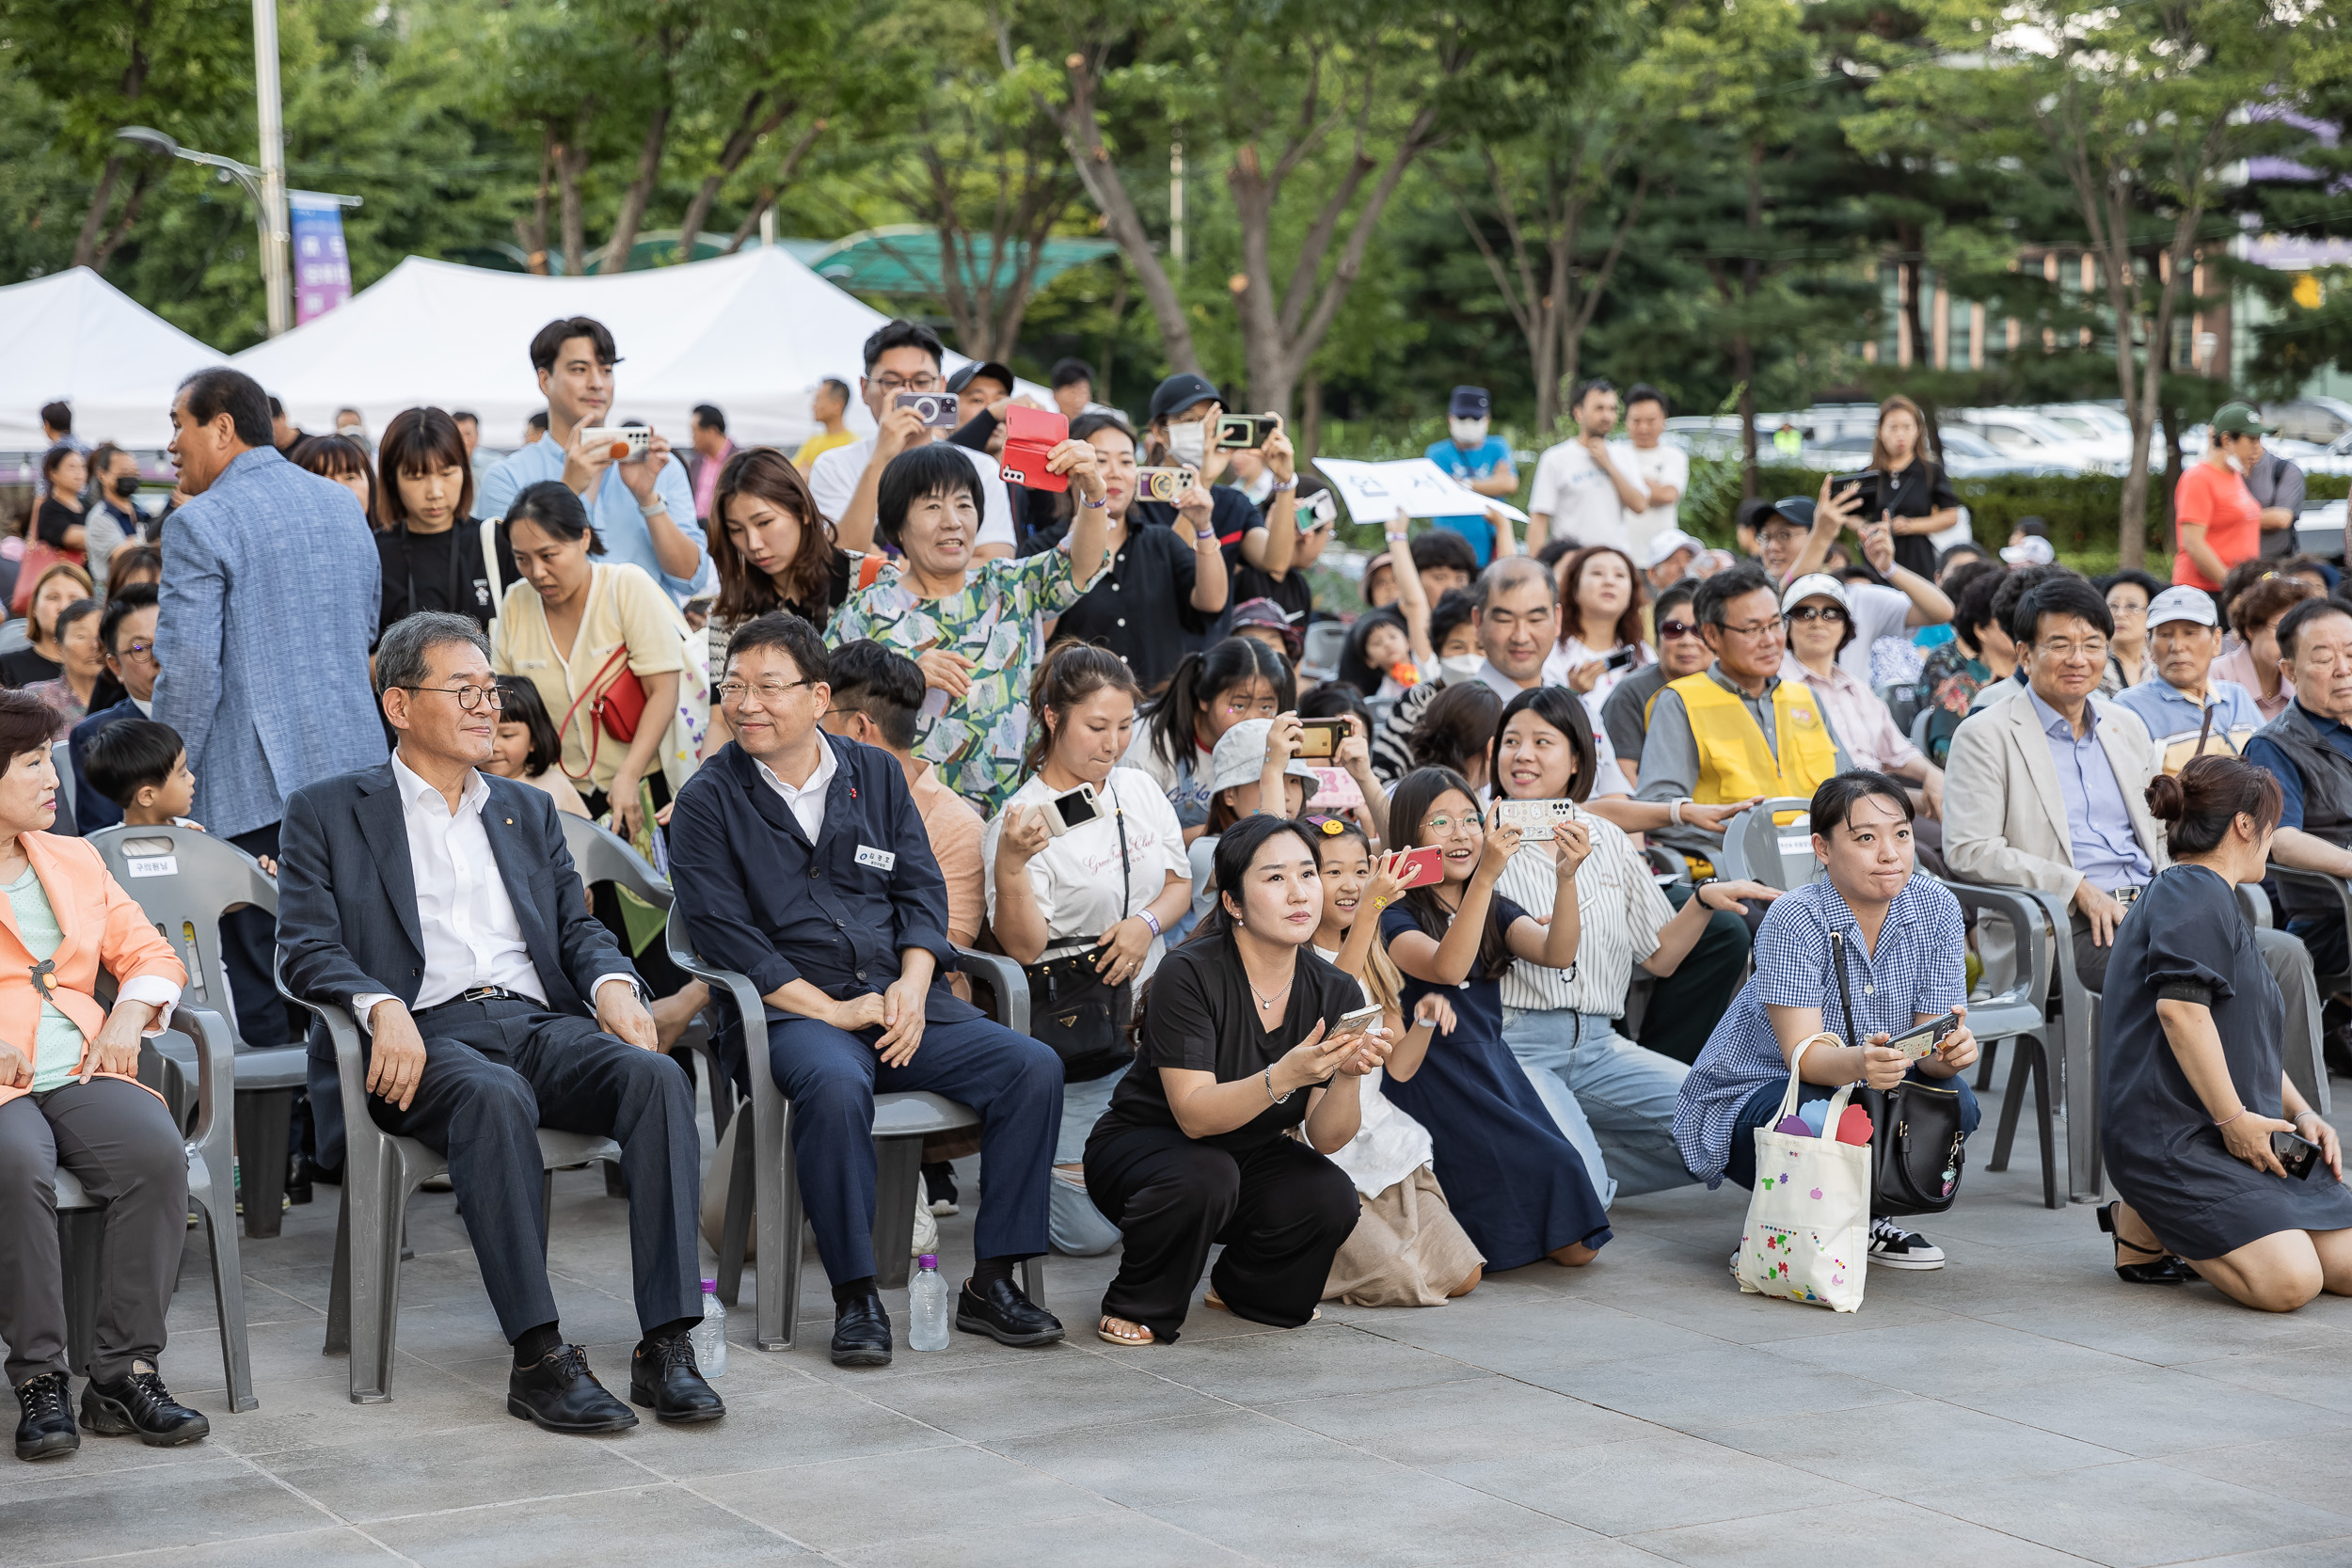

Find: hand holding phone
1295;717;1347;759
998;406;1072;491
1395;845;1444;890
1885;1011;1960;1061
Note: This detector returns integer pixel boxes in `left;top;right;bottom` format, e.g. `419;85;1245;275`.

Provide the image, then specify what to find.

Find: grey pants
0;1080;188;1386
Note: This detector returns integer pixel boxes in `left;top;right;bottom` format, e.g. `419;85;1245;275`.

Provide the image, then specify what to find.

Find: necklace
1245;973;1293;1013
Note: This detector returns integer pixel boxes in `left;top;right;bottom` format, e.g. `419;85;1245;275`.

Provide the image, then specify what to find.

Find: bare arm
1182;506;1230;613
1245;422;1299;579
1469;462;1519;498
2269;825;2352;880
2176;523;2229;591
1385;514;1437;668
1157;1024;1352;1140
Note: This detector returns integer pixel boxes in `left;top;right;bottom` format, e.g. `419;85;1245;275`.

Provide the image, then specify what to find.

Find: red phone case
1397;845;1444;889
998;405;1070;492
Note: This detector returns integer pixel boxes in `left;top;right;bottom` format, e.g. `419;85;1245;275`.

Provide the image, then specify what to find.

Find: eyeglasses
1720;615;1786;639
1658;618;1699;641
2034;638;2109;661
1419;814;1481;837
115;639;157;663
718;678;818;705
2106;600;2146;616
1788;605;1848;625
402;683;505;712
871;372;942;393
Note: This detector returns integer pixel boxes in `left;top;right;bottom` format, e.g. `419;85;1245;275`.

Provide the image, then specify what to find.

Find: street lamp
117;125;294;337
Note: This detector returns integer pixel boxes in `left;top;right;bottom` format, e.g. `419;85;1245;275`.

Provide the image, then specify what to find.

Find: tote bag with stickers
1735;1034;1871;1312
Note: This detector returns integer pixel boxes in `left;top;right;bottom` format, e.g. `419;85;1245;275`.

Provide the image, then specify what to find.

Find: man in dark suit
669;611;1063;1368
277;612;721;1433
68;585;161;836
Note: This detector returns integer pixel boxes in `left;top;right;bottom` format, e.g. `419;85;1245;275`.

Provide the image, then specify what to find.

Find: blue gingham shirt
1672;874;1967;1185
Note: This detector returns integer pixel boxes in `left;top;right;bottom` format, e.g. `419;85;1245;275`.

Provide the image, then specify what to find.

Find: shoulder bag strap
1832;929;1863;1057
557;643;632;785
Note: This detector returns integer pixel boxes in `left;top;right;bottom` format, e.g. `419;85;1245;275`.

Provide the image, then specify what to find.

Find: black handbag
1832;929;1968;1218
1021;793;1135;1083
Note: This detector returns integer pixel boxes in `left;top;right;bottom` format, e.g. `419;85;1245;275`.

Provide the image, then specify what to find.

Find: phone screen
1052;789;1099;829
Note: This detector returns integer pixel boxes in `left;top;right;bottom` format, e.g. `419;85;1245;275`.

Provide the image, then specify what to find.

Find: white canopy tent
0;267;228;452
229;246;1026;451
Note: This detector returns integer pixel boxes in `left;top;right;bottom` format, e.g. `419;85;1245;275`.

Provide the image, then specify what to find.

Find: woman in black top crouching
1086;815;1391;1346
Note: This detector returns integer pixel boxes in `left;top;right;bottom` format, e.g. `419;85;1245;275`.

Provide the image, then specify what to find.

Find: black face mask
109;474;142;499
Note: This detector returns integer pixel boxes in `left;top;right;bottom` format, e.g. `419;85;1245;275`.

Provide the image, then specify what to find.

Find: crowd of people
6;337;2350;1465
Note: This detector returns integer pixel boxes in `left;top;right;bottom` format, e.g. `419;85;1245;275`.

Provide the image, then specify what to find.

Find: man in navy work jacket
669;611;1064;1368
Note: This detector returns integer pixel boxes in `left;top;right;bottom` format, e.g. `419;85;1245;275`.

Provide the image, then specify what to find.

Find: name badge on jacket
855;845;896;872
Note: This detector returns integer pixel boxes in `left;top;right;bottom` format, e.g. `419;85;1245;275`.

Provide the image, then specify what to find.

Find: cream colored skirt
1323;1165;1485;1307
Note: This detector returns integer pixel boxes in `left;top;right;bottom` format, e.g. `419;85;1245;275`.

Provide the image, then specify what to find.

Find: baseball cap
1207;719;1324;799
2211;401;2278;437
1148;372;1220;425
1999;536;2056;567
1642;528;1707;570
1759;496;1816;531
946;360;1015;396
2146;584;2219;629
1780;573;1850;613
1230;596;1302;657
1449;386;1491;419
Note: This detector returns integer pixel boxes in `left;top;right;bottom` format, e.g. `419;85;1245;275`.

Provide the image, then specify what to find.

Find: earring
1233;914;1245;930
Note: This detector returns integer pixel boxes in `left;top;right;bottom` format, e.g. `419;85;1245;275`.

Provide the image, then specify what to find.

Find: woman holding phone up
1378;767;1612;1272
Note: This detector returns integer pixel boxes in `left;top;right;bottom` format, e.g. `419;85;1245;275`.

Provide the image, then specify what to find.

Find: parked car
1947;407;2117;474
2264;396;2352;447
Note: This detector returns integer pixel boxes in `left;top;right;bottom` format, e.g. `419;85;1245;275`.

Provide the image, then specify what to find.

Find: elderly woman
0;689;201;1461
0;563;98;688
27;601;112;738
830;440;1109;814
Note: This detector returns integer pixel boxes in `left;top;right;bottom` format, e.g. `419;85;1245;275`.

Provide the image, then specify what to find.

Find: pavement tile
1518;1342;1912;1432
1756;1317;2143;1397
1257;1373;1661;1466
991;1404;1401;1506
369;1481;808;1566
1626;1496;2094;1566
693;1442;1118;1552
0;1456;332;1564
252;1417;659;1522
2153;1433;2352;1519
830;1510;1257;1567
1689;1397;2129;1492
1144;1467;1618;1567
1432;1430;1868;1537
1946;1367;2352;1458
1910;1457;2352;1567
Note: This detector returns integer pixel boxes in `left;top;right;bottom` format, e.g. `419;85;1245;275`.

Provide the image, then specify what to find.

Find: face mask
1166;420;1207;467
1438;654;1486;685
2224;451;2247;474
1450;417;1489;444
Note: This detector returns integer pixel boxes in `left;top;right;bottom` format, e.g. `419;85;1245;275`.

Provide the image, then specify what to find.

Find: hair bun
2145;772;2187;821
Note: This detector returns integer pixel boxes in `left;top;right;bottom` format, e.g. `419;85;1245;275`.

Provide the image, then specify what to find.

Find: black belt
421;986;536;1011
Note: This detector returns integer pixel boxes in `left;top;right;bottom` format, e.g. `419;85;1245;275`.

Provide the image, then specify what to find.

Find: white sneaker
1867;1216;1945;1270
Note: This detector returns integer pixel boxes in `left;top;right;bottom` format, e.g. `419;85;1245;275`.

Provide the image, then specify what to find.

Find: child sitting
82;718;199;829
489;676;591;818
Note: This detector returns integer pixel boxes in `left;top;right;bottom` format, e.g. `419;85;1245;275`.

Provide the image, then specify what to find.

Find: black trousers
224;821;297;1048
0;1081;187;1386
1638;884;1753;1066
369;996;702;1341
1085;1121;1359;1343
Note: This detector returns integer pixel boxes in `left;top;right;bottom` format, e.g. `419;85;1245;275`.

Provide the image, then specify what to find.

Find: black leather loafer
14;1372;78;1461
81;1368;209;1448
830;1293;894;1368
506;1346;638;1433
628;1336;724;1423
956;1277;1065;1347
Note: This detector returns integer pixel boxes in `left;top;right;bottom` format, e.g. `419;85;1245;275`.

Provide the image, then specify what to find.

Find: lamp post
115;126;294;337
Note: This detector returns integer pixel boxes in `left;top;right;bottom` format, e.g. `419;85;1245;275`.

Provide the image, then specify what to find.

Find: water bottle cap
917;1254;939;1269
701;1278;717;1292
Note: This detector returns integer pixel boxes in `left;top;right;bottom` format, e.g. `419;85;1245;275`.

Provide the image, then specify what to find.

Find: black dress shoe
14;1372;78;1462
506;1346;638;1433
831;1293;893;1368
2097;1201;2195;1285
81;1368;209;1448
628;1335;724;1423
956;1276;1065;1347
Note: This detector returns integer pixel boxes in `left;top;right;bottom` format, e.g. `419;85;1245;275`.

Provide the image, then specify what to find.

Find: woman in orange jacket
0;689;200;1463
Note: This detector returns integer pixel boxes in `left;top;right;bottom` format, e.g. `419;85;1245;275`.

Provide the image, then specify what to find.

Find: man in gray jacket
156;369;384;1048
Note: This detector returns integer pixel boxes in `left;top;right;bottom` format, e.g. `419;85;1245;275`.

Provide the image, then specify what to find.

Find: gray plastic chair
1909;705;1934;760
274;964;622;1404
49;738;76;836
88;823;308;1237
664;904;1041;1351
1714;797;1820;890
553;814;723;1137
55;1003;255;1411
1934;879;2074;1209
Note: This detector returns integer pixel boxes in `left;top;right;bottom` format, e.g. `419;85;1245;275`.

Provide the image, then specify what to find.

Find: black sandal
2096;1201;2194;1284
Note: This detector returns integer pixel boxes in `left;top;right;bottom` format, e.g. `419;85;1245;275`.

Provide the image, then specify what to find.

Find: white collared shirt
756;738;837;843
355;754;629;1028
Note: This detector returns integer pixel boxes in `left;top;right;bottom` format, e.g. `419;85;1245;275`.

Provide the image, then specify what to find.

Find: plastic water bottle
908;1255;951;1351
691;1278;728;1378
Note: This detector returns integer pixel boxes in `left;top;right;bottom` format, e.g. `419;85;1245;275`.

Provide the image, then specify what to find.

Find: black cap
1449;386;1490;418
1149;372;1220;426
1763;496;1816;531
946;360;1015;396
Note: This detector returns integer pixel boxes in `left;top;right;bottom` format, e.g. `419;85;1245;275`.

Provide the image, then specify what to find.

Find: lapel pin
503;817;514;825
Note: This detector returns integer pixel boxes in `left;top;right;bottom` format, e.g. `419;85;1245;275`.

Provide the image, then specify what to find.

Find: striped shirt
1498;803;1677;1015
1671;873;1966;1186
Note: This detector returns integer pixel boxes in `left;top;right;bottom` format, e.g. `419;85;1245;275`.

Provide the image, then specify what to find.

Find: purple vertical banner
289;191;353;325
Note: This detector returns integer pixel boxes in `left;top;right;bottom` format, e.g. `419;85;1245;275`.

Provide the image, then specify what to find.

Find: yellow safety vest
1668;673;1841;805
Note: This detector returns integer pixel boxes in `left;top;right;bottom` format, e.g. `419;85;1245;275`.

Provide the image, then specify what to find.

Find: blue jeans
1721;1069;1981;1193
1051;1065;1126;1257
1502;1007;1696;1206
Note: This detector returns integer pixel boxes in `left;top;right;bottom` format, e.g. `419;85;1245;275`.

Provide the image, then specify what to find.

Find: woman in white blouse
984;643;1191;1256
1489;687;1777;1202
1540;545;1652;710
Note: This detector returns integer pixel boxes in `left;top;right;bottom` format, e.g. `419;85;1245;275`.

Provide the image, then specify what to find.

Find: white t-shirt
1613;439;1689;553
981;768;1190;982
1841;582;1915;687
1529;438;1629;551
806;436;1016;551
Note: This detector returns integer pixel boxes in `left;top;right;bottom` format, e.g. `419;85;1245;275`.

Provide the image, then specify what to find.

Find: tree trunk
72;155;126;270
677;91;793;263
553;103;596;277
1097;259;1130;402
74;36;151;270
90;166;153;273
516;133;555;274
605;101;675;272
720;120;824;255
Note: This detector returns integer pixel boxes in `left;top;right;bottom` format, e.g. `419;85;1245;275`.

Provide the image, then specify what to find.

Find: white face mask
1438;654;1486;685
1450;417;1489;444
1166;420;1208;467
2224;451;2247;474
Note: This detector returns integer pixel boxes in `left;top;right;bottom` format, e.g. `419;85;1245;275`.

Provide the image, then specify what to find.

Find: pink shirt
2212;643;2291;721
1780;653;1921;774
691;440;735;522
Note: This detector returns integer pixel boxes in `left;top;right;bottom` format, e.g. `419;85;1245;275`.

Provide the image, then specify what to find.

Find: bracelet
637;498;668;517
1669;798;1689;827
2215;1107;2249;1129
1270;478;1297;493
2295;1109;2324;1126
1138;909;1163;937
1081;493;1109;509
1263;1067;1294;1105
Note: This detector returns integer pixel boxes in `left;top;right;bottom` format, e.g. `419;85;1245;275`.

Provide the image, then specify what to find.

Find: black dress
377;517;505;634
1021;517;1218;694
2100;863;2352;1258
1881;458;1961;579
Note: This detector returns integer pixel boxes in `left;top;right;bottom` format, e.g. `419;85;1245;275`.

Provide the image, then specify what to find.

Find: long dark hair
1336;606;1408;697
708;446;842;627
1141;637;1295;773
1025;640;1144;778
1556;545;1645;653
1388;766;1513;980
1409;681;1502;776
1487;686;1597;806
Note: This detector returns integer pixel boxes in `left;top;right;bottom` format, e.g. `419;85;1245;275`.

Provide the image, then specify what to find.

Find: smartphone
1295;717;1347;759
1136;467;1196;503
1307;766;1364;812
1830;469;1882;513
1396;844;1444;889
1885;1011;1960;1061
894;390;960;429
1323;1003;1384;1050
1602;646;1637;673
1496;798;1575;842
579;426;652;460
681;594;717;618
2273;1127;2323;1180
1215;413;1279;451
997;404;1070;493
1041;783;1102;837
